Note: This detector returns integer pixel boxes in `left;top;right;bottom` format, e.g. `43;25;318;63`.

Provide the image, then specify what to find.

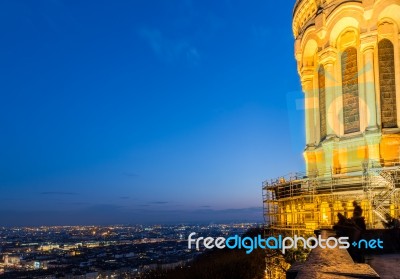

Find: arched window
318;65;327;140
341;47;360;134
378;39;397;128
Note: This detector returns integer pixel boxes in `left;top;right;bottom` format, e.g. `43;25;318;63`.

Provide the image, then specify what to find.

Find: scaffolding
262;161;400;235
262;161;400;278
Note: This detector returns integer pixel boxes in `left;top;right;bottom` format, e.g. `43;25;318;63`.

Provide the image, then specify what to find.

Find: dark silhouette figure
381;214;400;252
334;213;362;237
352;201;362;218
352;201;366;231
333;202;367;263
336;213;348;226
383;213;400;229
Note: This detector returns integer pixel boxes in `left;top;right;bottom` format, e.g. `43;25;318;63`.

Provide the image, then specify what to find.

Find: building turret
293;0;400;176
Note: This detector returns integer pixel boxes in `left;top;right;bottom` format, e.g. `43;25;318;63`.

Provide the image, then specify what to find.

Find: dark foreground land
144;228;266;279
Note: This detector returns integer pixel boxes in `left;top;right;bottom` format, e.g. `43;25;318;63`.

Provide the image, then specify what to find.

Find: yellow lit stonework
294;0;400;174
263;0;400;235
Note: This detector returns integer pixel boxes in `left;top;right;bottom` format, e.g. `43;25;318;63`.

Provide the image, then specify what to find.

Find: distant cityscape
0;223;259;278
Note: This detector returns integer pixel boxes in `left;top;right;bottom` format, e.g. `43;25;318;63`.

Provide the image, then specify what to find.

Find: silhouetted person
383;213;400;229
348;202;365;262
383;213;393;229
352;202;366;231
336;213;348;226
353;201;362;218
395;218;400;229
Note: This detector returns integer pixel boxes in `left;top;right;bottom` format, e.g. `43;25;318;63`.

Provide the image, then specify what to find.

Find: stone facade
262;3;400;257
293;0;400;175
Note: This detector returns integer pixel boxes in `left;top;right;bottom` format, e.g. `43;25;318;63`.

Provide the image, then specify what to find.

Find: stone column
362;44;378;130
361;38;380;166
301;68;316;147
319;48;338;176
325;61;337;137
319;47;338;137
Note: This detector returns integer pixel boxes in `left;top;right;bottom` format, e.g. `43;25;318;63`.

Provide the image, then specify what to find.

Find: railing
368;167;399;222
263;159;400;190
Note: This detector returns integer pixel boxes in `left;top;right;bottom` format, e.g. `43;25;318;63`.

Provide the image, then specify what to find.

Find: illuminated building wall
293;0;400;175
263;0;400;234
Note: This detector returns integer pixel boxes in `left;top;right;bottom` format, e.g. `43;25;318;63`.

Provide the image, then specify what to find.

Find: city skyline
0;0;304;225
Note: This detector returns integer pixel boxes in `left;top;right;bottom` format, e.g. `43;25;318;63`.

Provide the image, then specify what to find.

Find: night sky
0;0;304;226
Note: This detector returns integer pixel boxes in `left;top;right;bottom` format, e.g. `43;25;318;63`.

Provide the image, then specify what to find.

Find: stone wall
287;230;380;279
378;39;397;128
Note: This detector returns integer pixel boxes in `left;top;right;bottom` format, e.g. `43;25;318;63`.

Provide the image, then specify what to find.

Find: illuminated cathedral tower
295;0;400;175
263;0;400;233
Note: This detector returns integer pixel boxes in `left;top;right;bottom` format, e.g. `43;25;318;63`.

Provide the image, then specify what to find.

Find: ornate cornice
292;0;363;38
293;0;319;38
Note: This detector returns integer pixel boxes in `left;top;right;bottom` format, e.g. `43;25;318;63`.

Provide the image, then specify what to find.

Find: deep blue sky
0;0;304;226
